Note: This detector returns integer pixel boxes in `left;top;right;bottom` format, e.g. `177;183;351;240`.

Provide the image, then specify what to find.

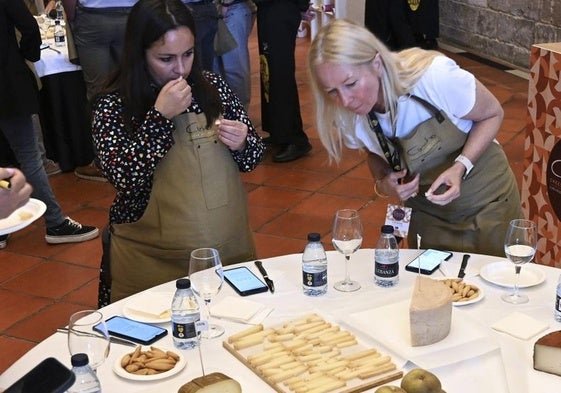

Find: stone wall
440;0;561;70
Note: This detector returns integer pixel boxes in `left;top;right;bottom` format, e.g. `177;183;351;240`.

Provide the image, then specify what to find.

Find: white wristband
455;154;474;179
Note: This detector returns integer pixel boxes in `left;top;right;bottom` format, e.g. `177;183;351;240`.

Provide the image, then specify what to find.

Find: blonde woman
308;19;521;256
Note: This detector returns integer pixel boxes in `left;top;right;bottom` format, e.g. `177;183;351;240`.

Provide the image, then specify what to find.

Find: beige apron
406;138;522;256
109;111;255;302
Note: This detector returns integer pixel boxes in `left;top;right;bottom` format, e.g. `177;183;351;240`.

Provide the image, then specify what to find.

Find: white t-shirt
344;56;476;157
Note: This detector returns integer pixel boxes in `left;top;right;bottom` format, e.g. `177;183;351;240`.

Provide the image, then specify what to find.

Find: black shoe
45;218;99;244
273;142;312;163
262;136;275;145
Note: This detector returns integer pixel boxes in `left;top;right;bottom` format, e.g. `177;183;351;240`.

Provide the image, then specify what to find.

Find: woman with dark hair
92;0;265;305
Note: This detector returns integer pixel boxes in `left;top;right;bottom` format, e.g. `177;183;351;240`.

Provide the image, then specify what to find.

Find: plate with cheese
0;198;46;236
123;291;173;323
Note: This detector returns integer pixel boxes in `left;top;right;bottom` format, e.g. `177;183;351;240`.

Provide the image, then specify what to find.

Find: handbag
214;17;238;56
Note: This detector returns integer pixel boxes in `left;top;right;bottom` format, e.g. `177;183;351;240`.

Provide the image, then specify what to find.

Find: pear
375;386;407;393
400;368;446;393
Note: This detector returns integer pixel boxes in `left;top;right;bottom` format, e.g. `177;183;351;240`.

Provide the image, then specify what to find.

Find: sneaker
45;218;99;244
0;234;8;249
44;159;62;176
74;162;107;182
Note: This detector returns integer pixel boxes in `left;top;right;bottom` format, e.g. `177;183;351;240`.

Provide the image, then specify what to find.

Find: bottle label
375;262;398;278
303;270;327;287
172;321;196;339
55;35;65;43
556;294;561;312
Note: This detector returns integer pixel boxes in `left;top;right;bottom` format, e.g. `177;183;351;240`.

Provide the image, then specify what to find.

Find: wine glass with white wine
332;209;363;292
189;248;224;338
501;219;537;304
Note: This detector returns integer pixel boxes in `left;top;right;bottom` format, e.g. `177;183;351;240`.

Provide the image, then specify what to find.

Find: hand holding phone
405;249;453;275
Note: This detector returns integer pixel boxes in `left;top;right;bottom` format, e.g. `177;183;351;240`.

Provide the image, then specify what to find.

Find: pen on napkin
254;260;275;293
0;179;11;190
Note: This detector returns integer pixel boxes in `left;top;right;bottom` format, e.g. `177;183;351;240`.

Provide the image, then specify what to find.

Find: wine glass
501;219;537;304
67;310;110;370
189;248;224;338
332;209;363;292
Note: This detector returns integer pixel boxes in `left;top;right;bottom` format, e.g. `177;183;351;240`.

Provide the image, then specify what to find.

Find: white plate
479;261;546;288
0;198;46;236
436;278;485;306
113;346;186;381
122;292;173;324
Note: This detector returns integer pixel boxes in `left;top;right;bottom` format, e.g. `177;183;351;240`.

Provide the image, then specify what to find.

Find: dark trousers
364;0;416;51
256;1;308;146
406;0;439;40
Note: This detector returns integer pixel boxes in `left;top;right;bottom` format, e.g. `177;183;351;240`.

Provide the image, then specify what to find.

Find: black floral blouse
92;71;265;225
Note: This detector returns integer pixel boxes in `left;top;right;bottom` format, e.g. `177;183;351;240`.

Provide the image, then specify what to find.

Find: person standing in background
406;0;439;49
62;0;137;182
254;0;311;162
364;0;416;51
183;0;219;71
214;0;255;110
0;0;99;249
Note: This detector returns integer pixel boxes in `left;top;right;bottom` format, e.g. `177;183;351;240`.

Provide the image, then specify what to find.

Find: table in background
1;249;560;393
34;28;94;172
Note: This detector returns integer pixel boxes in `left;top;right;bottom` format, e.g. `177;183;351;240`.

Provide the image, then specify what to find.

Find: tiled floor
0;30;530;375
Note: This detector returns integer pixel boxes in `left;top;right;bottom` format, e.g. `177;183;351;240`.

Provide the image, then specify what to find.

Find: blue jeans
187;2;219;71
214;2;253;109
0;116;65;228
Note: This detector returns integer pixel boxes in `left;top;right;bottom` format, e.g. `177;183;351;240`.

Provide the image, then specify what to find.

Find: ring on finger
411;192;417;198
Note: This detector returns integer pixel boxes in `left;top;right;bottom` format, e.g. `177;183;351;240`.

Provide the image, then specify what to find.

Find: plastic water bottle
55;0;64;20
555;274;561;322
171;278;200;349
67;353;101;393
374;225;399;287
54;19;65;47
302;232;328;296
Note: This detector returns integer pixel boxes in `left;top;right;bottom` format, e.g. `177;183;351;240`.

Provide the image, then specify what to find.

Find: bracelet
374;180;389;198
454;154;474;179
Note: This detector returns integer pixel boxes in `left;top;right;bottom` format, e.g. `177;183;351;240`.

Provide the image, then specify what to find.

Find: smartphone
405;249;453;275
94;315;168;345
223;266;268;296
4;357;75;393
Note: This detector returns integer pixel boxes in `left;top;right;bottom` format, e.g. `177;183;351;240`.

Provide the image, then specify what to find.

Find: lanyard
367;110;402;172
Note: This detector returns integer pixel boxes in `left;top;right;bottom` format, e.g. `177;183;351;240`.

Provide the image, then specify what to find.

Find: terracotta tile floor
0;31;529;375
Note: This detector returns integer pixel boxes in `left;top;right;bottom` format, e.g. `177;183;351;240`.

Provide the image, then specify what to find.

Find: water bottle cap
71;353;89;367
307;232;321;242
176;278;191;289
381;225;394;234
55;19;61;24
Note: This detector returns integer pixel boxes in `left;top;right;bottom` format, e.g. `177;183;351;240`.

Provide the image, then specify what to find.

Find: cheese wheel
533;330;561;376
178;372;242;393
409;276;452;346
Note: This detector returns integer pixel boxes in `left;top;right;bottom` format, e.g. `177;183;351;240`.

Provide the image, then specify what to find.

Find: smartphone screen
405;249;453;275
5;357;75;393
223;266;268;296
94;316;167;345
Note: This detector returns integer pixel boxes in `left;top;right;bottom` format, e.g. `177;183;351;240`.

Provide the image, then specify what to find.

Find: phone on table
405;249;453;275
223;266;268;296
4;357;75;393
94;315;168;345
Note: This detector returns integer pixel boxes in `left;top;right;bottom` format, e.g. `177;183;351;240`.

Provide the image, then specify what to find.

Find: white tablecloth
33;17;80;78
1;249;560;392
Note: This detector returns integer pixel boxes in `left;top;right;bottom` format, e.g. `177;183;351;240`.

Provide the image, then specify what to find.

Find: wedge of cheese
178;372;242;393
533;330;561;376
409;276;452;346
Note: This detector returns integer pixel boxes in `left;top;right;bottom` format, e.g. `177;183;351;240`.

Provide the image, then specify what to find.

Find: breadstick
228;324;264;343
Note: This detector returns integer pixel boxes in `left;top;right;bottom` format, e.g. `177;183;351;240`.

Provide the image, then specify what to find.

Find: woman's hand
0;168;32;219
216;118;248;152
154;77;192;119
425;162;464;205
377;169;420;200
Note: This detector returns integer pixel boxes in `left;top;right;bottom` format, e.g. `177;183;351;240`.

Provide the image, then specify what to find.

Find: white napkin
124;292;172;320
491;312;549;340
211;296;273;325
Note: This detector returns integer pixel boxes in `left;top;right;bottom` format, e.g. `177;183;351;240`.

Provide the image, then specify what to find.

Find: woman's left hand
425;163;465;205
216;119;247;152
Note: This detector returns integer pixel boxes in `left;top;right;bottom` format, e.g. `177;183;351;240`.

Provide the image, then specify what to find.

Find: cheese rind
533;330;561;376
178;372;242;393
409;276;452;346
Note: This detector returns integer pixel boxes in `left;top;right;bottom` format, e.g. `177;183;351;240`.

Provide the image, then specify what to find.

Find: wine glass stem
344;255;351;283
513;265;521;297
203;299;212;323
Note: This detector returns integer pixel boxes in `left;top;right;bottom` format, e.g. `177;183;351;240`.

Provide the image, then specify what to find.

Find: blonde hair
308;19;442;163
